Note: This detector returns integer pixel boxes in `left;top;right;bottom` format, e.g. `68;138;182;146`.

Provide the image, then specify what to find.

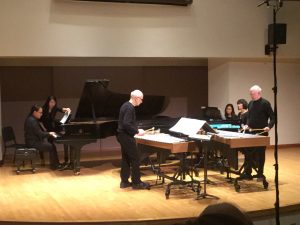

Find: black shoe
132;182;150;190
57;162;70;171
240;173;253;180
51;163;63;171
120;181;132;189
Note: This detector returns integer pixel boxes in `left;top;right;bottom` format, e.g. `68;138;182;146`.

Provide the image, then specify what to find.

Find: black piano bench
15;148;37;175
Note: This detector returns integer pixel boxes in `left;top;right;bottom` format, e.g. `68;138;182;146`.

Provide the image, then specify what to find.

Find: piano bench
15;148;37;175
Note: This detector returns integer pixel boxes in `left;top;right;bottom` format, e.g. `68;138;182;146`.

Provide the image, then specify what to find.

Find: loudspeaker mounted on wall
265;23;287;55
268;23;287;45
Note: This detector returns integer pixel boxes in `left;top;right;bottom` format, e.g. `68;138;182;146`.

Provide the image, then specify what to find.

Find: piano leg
70;143;84;176
55;139;96;175
63;144;70;163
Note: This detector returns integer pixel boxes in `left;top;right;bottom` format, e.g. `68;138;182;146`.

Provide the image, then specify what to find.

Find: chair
2;126;25;163
15;147;37;174
2;126;39;174
2;126;44;166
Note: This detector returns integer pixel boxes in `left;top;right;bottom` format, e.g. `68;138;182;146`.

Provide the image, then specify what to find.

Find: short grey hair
130;90;143;98
250;85;262;93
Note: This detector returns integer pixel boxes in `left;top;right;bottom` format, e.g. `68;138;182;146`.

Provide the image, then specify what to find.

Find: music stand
189;134;219;200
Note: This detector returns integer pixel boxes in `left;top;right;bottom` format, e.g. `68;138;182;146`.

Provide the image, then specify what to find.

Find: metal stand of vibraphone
195;140;219;200
148;152;201;199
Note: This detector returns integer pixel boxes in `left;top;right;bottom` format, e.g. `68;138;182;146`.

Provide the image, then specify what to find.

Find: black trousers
243;146;266;177
31;141;60;168
117;132;141;184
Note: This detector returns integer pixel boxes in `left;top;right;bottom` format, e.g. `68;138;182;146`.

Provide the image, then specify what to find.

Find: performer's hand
263;127;270;132
242;125;248;131
137;129;145;136
49;132;58;138
64;108;71;113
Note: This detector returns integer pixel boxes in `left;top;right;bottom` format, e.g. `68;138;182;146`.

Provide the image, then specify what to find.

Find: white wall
208;60;300;145
208;62;229;112
2;0;298;58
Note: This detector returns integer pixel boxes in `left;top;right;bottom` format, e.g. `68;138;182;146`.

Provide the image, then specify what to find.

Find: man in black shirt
24;104;62;170
117;90;150;190
243;85;275;180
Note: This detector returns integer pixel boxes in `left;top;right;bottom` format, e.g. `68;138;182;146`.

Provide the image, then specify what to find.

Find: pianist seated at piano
117;90;150;190
24;104;64;170
223;103;239;121
40;96;71;132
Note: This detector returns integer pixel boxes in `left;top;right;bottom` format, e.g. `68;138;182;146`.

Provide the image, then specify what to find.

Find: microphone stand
258;1;281;225
272;6;280;225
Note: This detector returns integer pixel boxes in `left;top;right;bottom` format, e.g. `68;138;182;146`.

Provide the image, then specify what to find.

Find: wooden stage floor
0;146;300;225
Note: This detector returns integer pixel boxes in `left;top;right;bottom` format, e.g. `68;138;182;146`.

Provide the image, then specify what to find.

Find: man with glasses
117;90;150;190
24;104;63;170
243;85;274;181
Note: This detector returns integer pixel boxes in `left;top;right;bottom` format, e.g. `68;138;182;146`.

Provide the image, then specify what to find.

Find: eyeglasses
137;97;143;102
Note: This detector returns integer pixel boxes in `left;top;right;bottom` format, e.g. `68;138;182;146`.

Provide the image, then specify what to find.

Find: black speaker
268;23;287;45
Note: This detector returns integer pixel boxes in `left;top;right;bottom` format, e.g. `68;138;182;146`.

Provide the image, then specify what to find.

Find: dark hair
237;99;248;110
174;202;253;225
195;202;253;225
42;96;58;119
224;104;236;119
28;104;42;116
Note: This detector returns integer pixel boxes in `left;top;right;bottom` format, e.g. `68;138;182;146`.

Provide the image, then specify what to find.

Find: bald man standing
117;90;150;190
243;85;275;181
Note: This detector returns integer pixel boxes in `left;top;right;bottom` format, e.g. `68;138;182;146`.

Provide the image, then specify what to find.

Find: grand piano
55;79;178;175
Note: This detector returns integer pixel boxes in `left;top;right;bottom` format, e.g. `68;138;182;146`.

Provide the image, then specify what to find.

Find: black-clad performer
237;99;248;127
242;85;275;180
117;90;150;190
24;104;63;170
40;96;71;132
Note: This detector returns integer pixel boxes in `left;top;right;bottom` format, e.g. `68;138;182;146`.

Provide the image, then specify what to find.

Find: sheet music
169;117;207;135
60;111;71;124
216;130;257;138
135;133;186;144
188;134;212;141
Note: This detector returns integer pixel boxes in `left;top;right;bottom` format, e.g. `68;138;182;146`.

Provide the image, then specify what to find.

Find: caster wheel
32;169;36;174
235;184;240;192
165;189;170;199
263;180;269;189
196;188;201;196
16;170;20;175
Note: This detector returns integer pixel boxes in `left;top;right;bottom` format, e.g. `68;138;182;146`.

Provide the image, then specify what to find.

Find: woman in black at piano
40;96;71;132
40;96;71;169
223;103;238;120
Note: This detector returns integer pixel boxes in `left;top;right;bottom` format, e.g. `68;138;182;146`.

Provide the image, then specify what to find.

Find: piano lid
75;79;168;120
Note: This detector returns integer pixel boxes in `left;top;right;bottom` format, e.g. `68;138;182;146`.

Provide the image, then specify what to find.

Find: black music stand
189;136;219;200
